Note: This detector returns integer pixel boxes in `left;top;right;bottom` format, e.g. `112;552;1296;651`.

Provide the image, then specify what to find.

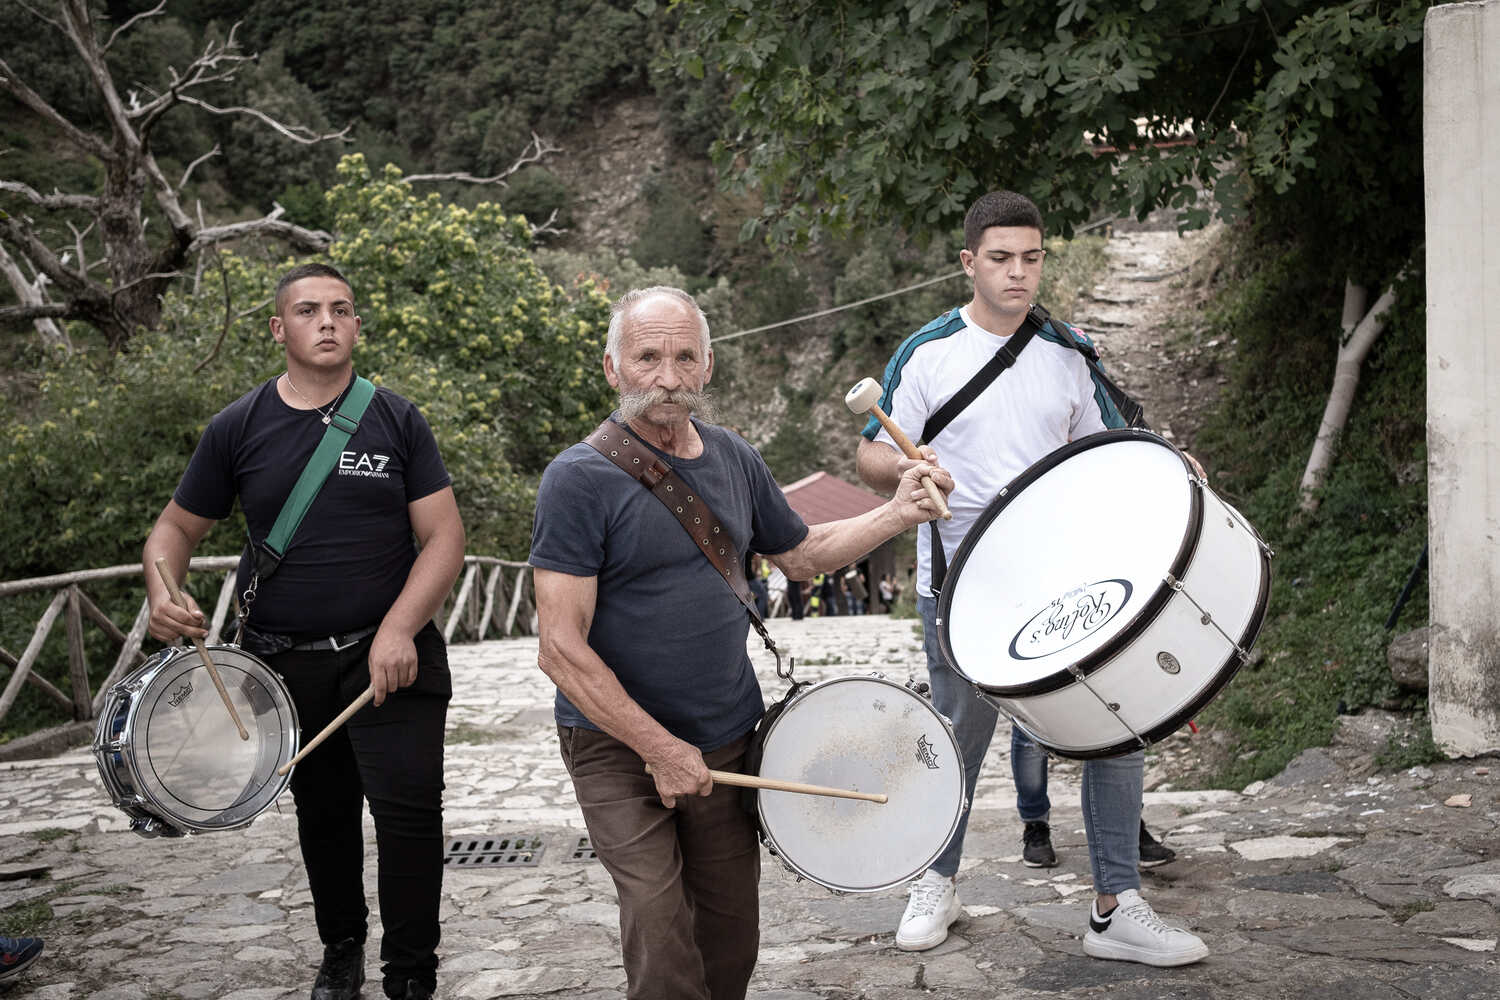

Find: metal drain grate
443;834;544;867
565;835;597;862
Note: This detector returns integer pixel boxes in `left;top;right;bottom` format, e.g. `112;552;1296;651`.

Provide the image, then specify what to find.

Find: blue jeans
920;594;1142;894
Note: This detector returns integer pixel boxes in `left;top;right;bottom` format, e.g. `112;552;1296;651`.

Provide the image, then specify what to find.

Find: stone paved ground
2;615;1498;999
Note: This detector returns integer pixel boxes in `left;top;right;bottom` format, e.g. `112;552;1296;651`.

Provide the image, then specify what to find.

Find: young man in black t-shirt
143;263;465;1000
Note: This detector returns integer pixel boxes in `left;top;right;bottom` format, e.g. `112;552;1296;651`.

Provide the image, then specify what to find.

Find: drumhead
938;431;1201;694
99;645;298;834
755;675;965;893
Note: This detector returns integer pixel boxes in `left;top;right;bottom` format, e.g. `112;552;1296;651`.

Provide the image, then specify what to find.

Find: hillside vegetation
0;1;1435;786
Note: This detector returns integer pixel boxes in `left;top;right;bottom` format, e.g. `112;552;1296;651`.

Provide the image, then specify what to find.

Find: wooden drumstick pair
154;559;249;741
844;378;952;520
645;764;886;804
154;558;372;774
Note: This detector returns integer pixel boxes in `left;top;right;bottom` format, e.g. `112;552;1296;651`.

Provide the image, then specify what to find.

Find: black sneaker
0;935;43;981
1139;821;1177;868
311;937;365;1000
1022;820;1058;868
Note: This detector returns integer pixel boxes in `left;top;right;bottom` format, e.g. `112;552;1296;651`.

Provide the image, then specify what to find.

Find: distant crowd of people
747;555;906;620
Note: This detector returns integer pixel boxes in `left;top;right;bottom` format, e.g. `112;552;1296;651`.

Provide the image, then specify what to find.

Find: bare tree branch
0;56;112;159
173;94;353;145
0;214;88;298
194;249;233;373
60;0;142;158
66;219;95;276
0;242;72;351
102;0;166;52
14;1;63;35
529;208;567;240
0;301;72;323
0;180;99;212
192;216;333;254
405;132;559;185
178;145;221;191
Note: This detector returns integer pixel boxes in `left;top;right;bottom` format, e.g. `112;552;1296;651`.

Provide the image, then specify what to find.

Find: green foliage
632;178;714;277
241;0;653;175
1184;225;1429;787
504;168;577;232
326;155;615;481
669;0;1431;269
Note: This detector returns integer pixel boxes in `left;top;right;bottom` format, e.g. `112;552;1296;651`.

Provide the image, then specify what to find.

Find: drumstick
646;764;887;804
276;685;374;776
154;558;249;742
843;378;952;520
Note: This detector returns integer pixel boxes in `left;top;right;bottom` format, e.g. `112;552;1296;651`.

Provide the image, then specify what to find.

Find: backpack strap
254;375;377;578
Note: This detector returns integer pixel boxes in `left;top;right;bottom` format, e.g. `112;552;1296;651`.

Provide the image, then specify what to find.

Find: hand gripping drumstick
154;558;250;741
646;764;887;804
844;378;952;521
277;685;375;776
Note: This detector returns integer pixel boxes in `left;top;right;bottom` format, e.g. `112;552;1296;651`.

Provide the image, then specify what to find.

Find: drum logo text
915;735;941;770
1009;579;1133;660
168;681;193;707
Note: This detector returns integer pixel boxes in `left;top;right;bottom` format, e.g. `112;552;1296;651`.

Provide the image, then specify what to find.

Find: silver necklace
283;372;346;425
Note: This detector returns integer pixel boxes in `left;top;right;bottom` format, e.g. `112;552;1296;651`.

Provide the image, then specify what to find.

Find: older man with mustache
529;286;952;1000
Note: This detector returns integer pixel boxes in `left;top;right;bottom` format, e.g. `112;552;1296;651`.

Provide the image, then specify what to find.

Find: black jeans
268;621;450;995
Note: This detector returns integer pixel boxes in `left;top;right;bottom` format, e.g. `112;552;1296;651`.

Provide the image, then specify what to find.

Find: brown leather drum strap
583;419;782;660
584;419;754;605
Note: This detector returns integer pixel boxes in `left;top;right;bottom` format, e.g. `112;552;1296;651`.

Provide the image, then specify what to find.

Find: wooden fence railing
0;555;533;731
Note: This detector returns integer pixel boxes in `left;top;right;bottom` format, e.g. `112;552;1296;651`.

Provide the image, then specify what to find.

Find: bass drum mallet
844;377;951;520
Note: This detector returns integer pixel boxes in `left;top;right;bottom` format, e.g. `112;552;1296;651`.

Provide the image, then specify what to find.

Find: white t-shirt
863;305;1123;596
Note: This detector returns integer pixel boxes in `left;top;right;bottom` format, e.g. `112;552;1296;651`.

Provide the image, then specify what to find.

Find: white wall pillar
1424;1;1500;756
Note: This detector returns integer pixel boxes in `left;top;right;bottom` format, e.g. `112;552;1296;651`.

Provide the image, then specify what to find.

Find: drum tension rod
1065;664;1148;750
1164;573;1253;663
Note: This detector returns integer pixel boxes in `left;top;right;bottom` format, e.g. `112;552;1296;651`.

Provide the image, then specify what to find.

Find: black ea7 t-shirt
173;376;451;636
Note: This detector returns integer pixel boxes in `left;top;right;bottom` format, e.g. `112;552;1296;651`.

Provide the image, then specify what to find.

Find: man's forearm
856;438;904;492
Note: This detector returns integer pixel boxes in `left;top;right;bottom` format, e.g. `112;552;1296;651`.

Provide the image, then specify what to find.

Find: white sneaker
1082;889;1208;967
895;870;963;951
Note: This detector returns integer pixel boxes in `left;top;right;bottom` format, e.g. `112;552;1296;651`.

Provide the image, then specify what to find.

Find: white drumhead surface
756;676;964;892
945;437;1192;690
134;649;296;829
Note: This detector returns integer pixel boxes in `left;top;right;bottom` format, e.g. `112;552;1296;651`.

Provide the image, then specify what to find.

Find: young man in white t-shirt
856;190;1207;967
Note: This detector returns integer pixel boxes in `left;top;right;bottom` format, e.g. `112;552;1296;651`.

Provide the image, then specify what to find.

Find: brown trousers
558;726;760;1000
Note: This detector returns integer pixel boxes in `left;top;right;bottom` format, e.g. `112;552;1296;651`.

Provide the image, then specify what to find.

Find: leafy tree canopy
666;0;1427;283
2;154;614;576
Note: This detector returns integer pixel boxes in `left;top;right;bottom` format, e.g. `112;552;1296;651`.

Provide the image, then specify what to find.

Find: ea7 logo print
1009;579;1133;660
338;452;391;479
915;734;942;770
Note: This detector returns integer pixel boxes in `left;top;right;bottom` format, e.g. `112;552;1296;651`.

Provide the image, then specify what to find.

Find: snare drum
937;430;1271;759
93;644;299;837
754;675;966;892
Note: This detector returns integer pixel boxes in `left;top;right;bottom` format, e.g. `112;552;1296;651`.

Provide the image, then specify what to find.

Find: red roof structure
781;471;887;525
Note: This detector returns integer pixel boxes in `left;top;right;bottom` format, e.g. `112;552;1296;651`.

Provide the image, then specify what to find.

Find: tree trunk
1297;278;1397;513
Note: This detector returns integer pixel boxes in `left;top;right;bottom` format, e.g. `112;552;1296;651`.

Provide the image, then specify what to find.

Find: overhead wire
710;270;966;344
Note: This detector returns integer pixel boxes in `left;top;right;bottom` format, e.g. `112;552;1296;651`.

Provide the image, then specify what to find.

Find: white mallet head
844;377;883;416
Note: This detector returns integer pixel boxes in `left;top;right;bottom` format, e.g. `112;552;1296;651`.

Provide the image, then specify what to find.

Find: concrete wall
1425;1;1500;756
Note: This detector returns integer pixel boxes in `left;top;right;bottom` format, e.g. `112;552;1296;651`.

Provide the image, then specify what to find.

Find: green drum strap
264;375;376;559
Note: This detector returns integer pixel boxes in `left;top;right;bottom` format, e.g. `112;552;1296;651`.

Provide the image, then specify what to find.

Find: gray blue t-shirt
529;417;809;750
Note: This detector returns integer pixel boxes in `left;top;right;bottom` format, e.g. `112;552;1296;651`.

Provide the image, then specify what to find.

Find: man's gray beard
618;386;717;425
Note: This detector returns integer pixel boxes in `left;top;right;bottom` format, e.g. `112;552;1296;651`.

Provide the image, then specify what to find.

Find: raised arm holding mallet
844;377;952;520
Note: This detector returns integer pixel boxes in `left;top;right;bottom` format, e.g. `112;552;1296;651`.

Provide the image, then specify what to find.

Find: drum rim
937;429;1203;697
754;673;966;892
94;644;298;834
1033;537;1273;759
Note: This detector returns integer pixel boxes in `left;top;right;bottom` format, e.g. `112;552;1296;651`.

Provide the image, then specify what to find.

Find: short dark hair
274;262;354;314
963;191;1045;251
